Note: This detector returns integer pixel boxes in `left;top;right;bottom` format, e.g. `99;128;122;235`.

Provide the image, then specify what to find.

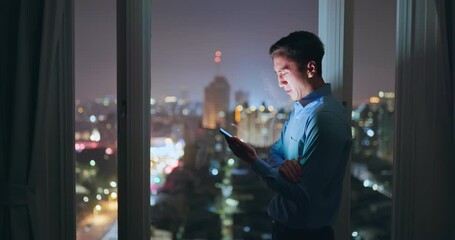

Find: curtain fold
0;0;73;239
1;1;44;239
449;0;455;147
393;0;454;239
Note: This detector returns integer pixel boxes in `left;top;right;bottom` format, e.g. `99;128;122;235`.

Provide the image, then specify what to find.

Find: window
149;1;318;239
75;0;118;239
72;1;382;239
350;1;396;239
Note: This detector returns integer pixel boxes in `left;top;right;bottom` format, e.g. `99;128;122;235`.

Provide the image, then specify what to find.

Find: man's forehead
273;56;294;72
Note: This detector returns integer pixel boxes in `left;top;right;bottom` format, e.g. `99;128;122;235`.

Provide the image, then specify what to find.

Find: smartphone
219;127;233;138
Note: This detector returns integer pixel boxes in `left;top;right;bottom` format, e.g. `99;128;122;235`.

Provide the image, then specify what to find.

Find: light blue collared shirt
251;83;352;229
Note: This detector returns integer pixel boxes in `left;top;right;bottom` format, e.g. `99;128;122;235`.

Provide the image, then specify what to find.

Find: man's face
273;55;307;101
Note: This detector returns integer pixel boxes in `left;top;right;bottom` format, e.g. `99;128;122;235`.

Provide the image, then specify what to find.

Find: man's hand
225;136;258;164
279;158;302;183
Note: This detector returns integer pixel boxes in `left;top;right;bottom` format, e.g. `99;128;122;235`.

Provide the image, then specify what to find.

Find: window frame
70;1;354;239
116;0;151;239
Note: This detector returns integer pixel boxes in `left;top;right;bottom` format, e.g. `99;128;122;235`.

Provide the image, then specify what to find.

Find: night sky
75;0;396;108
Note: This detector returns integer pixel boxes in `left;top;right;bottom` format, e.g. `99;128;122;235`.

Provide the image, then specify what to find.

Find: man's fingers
288;162;300;182
280;160;302;183
285;161;299;179
280;162;299;182
290;161;302;176
279;164;292;180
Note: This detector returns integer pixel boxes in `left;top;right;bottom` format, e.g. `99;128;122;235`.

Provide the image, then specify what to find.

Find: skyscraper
203;75;230;129
234;90;249;107
234;103;285;147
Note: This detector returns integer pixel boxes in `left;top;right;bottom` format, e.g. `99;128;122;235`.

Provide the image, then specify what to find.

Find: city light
105;147;113;155
110;192;117;200
75;143;86;152
366;129;375;137
153;177;161;184
164;96;177;103
214;50;222;63
384;92;395;98
102;97;110;106
225;198;238;207
90;128;101;142
211;168;219;176
369;97;380;103
218;111;226;118
164;166;173;174
372;184;378;191
277;113;286;119
227;158;235;166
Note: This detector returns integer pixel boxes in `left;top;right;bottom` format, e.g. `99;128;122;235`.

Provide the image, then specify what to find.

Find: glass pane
150;1;318;239
351;1;396;239
75;0;118;239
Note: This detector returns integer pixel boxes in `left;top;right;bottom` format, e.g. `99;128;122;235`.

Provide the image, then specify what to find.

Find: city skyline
75;0;396;108
74;83;395;239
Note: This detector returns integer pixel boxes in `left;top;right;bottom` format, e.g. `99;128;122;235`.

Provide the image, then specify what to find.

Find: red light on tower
214;50;222;63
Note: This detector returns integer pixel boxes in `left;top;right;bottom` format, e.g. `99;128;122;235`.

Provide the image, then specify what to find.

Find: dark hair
269;31;325;76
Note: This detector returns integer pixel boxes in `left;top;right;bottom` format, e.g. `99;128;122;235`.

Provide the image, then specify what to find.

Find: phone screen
219;128;233;138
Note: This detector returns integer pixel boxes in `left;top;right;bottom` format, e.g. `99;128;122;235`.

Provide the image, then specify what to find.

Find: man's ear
306;61;317;78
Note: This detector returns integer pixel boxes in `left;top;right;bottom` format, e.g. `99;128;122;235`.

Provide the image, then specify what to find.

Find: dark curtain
449;0;455;145
1;1;44;239
0;0;74;240
447;1;455;238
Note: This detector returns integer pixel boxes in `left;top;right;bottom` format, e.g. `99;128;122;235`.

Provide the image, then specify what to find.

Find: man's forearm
251;158;309;205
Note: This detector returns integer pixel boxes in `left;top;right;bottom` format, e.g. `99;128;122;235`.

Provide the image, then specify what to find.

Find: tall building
375;92;394;163
203;76;230;129
351;91;395;163
234;90;249;107
234;103;286;147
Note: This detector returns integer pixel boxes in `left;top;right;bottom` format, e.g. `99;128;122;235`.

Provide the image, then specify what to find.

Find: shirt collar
296;83;332;108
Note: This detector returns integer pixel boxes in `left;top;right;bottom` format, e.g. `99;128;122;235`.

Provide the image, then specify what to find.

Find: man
225;31;352;240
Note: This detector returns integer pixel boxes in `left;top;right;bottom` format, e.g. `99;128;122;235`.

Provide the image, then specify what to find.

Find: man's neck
304;77;325;96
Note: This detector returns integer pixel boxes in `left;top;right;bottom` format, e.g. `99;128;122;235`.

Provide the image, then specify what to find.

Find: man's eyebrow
275;65;289;73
